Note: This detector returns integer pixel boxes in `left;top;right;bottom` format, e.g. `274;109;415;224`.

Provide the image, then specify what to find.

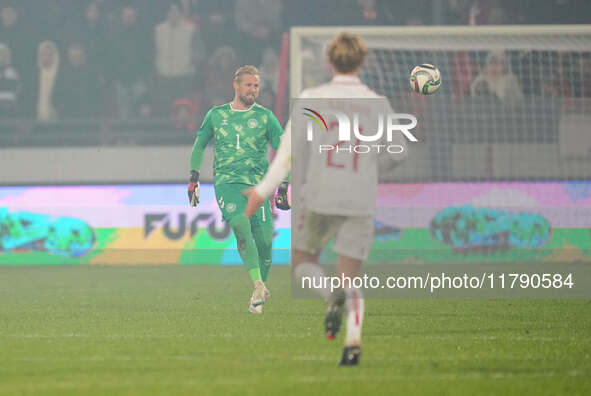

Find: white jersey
293;74;406;217
255;130;291;198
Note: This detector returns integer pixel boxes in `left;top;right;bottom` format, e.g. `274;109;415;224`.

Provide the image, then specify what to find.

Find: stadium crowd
0;0;589;125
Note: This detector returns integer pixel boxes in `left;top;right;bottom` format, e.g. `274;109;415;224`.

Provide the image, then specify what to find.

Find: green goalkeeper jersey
190;103;284;186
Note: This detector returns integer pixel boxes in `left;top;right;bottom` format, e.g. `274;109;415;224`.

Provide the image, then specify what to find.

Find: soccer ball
410;64;441;95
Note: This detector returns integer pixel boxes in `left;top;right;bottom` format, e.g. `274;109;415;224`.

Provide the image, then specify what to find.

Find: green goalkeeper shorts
214;183;272;226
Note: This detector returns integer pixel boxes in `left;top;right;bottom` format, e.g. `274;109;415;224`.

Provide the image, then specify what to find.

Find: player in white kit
244;32;407;366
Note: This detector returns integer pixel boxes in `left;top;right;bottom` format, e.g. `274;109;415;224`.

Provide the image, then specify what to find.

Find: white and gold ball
410;64;441;95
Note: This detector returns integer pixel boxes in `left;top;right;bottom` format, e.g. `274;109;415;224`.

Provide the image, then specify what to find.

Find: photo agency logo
302;107;418;154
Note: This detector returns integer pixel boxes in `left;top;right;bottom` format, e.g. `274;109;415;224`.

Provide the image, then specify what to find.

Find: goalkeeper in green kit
188;65;284;314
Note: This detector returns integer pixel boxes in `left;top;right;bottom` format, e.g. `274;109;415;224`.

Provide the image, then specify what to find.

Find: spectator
283;0;326;26
154;2;206;115
35;41;60;122
203;45;239;109
300;48;330;90
257;87;275;110
358;0;380;23
94;0;123;32
1;4;34;113
54;43;102;118
467;0;490;25
258;47;279;96
0;43;20;116
517;52;571;98
470;50;524;104
198;0;238;52
522;0;591;24
0;5;21;57
325;0;394;25
142;0;175;31
448;0;516;25
484;1;513;24
178;0;200;21
234;0;282;65
446;0;473;25
76;2;109;82
451;50;479;97
447;1;508;98
465;0;517;25
33;0;72;44
112;3;152;118
172;98;199;131
539;66;567;98
573;55;591;98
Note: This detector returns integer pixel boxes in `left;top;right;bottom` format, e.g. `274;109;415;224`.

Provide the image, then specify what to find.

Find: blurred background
0;0;589;180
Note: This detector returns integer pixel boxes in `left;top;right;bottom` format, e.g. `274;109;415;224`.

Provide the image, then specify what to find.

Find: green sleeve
266;110;284;150
190;109;215;171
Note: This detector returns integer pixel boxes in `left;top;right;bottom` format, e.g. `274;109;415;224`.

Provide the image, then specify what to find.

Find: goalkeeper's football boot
325;289;346;340
338;345;361;366
248;297;263;314
248;285;270;314
251;280;267;307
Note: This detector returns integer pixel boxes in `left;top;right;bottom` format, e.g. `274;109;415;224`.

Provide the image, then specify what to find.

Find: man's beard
240;94;256;107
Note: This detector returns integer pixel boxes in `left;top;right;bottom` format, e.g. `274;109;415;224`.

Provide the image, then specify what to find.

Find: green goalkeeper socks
229;215;262;282
252;224;273;282
247;268;262;282
227;215;273;283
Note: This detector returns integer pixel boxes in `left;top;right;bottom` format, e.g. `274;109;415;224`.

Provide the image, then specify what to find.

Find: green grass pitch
0;266;590;395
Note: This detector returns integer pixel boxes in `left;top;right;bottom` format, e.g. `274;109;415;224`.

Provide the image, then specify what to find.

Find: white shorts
292;209;374;261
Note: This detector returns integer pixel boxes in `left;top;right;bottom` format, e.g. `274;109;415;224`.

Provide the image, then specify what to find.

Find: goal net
290;25;591;182
289;26;591;265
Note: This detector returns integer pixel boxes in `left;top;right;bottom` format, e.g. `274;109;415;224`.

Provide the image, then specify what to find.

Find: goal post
291;25;591;95
290;25;591;182
289;25;591;264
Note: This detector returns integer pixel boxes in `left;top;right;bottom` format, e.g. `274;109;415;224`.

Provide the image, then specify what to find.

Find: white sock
344;287;364;347
293;262;330;299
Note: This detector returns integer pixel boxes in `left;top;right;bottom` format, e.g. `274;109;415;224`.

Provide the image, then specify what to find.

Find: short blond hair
326;33;368;73
234;65;259;82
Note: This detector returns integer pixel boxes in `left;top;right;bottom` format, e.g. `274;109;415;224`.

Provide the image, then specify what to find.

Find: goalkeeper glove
188;170;200;206
274;182;291;210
